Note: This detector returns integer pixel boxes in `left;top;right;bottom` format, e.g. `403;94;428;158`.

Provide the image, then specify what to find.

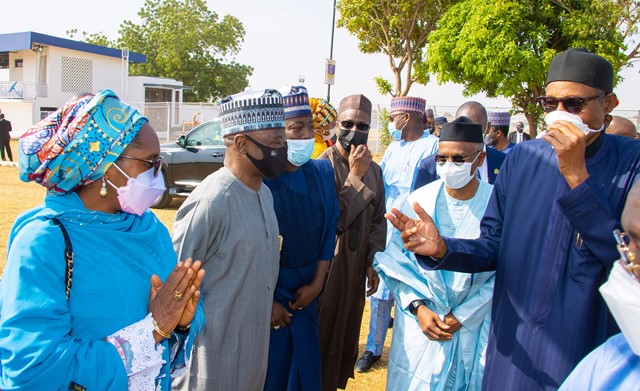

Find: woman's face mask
108;164;166;215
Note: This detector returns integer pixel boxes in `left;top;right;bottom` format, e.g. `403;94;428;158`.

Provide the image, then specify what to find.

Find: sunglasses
537;93;605;114
434;150;481;166
340;121;370;131
613;229;640;280
119;155;163;177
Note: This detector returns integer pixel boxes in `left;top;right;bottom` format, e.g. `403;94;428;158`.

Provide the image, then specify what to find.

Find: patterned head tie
219;89;285;137
19;89;147;194
309;97;337;132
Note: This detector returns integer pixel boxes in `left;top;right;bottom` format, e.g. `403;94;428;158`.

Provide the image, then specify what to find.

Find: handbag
51;218;74;301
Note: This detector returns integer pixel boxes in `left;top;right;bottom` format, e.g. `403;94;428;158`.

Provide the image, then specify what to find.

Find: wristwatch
408;299;425;316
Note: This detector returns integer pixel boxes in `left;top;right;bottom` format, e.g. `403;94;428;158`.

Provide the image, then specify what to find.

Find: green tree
118;0;253;102
427;0;639;137
378;108;393;150
66;29;116;48
337;0;454;97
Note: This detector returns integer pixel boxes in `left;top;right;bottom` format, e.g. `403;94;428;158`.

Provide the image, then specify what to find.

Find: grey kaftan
172;167;280;391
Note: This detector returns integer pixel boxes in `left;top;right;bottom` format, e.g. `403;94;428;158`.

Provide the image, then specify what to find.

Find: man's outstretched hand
385;201;448;258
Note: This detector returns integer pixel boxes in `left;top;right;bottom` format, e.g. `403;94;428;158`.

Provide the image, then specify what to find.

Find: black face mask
244;135;288;179
338;128;369;152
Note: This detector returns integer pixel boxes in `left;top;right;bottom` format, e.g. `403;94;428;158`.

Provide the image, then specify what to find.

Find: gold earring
100;177;108;197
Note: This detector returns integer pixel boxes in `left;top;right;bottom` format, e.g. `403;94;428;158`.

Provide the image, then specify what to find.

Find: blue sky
5;0;640;111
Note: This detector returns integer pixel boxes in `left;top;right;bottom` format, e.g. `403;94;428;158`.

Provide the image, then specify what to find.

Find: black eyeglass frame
536;92;606;114
340;120;371;131
118;155;164;177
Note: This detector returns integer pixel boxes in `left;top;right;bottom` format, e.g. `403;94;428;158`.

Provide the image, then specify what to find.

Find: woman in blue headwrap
0;90;205;390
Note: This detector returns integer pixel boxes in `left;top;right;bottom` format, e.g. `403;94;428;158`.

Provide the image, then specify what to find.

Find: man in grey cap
172;89;286;390
387;48;640;390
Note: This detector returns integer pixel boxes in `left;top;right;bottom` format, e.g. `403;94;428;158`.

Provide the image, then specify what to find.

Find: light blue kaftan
375;180;494;390
0;193;203;390
559;333;640;390
373;134;438;301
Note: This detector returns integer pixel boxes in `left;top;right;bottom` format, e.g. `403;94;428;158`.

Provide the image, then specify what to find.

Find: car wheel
151;169;172;209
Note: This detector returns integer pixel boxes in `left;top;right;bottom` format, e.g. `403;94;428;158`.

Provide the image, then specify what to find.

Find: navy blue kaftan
263;159;339;391
417;133;640;390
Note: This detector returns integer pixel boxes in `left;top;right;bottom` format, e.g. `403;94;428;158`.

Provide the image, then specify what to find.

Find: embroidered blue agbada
377;180;494;391
0;193;203;390
417;133;640;390
263;159;339;391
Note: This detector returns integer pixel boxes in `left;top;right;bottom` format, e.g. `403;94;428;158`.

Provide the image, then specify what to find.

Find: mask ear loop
106;163;132;190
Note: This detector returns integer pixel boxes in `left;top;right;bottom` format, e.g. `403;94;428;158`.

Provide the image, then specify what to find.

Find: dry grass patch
0;137;391;389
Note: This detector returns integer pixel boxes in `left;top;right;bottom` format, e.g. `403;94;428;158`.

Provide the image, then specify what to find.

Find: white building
0;31;191;136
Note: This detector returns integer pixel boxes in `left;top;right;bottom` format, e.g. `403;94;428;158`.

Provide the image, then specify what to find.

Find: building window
61;56;93;93
0;53;8;69
14;59;23;68
145;88;171;102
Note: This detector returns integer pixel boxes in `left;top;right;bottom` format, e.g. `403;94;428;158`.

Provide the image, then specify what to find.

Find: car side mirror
177;135;186;148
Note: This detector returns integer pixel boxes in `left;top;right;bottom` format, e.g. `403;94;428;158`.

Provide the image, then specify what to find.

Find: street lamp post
327;0;337;102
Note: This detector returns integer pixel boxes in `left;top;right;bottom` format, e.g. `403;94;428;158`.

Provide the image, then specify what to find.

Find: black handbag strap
51;217;74;301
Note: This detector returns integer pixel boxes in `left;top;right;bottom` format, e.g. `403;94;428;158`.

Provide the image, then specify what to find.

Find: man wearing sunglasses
376;117;494;390
386;47;640;390
317;94;386;391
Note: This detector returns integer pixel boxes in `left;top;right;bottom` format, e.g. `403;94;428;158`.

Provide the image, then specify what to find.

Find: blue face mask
387;122;402;141
286;138;315;166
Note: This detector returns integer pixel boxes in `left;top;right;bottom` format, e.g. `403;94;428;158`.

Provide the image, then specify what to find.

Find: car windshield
186;122;223;146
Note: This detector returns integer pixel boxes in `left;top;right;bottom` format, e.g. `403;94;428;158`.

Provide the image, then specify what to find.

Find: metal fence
127;102;220;142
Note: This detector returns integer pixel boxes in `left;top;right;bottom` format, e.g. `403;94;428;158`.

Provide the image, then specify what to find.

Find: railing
0;82;48;99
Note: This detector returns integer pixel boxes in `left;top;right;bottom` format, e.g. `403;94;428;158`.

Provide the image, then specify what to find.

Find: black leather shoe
355;350;381;373
388;317;394;329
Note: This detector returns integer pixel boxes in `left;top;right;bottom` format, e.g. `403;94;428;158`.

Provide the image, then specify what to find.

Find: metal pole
327;0;337;102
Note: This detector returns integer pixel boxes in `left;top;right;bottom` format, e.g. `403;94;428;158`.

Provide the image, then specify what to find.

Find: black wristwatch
408;300;425;316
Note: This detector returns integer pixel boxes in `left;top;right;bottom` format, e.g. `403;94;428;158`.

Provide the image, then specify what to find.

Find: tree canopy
337;0;453;96
69;0;252;102
427;0;639;136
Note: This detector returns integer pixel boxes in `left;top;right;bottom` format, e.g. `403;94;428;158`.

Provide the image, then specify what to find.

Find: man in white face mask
374;116;494;390
559;181;640;390
386;48;640;390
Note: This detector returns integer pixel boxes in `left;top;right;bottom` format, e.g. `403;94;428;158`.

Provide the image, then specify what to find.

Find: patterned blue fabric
0;193;203;390
18;89;147;194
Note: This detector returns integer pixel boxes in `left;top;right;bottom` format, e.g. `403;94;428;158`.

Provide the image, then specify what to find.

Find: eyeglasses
613;229;640;278
119;155;163;177
434;150;481;166
340;121;370;131
537;93;605;114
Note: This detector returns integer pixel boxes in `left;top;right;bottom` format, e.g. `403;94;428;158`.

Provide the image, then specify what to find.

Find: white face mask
544;110;604;136
108;164;166;215
600;261;640;355
436;156;478;190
